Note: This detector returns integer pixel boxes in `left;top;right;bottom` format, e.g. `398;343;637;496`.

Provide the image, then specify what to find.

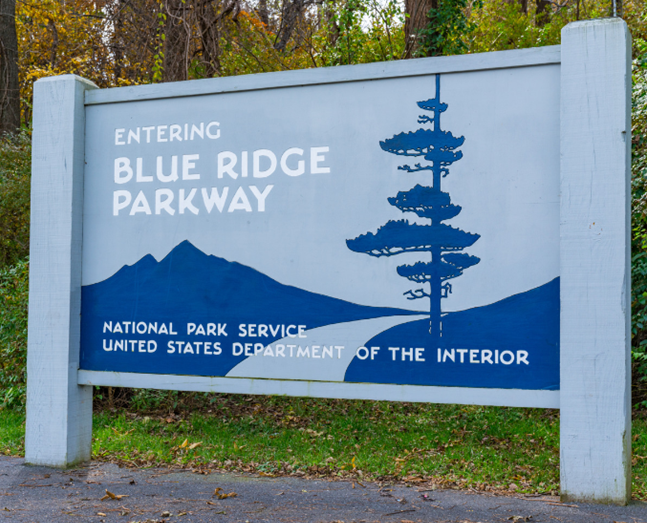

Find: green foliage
631;38;647;400
0;132;31;411
129;389;182;412
0;132;31;269
318;0;405;65
0;259;29;411
417;0;478;57
468;0;614;54
215;0;405;77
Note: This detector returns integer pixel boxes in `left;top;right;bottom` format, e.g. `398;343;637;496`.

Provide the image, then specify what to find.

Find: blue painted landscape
344;278;560;390
80;240;420;377
81;241;559;389
341;74;559;390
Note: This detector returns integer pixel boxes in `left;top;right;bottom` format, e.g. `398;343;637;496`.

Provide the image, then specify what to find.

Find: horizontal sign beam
78;370;560;409
85;46;561;106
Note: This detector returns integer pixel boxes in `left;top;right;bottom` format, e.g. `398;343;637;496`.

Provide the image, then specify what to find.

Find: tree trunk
0;0;20;134
198;1;222;78
404;0;437;58
535;0;551;26
111;0;125;82
429;247;442;343
163;0;190;82
257;0;269;27
274;0;307;52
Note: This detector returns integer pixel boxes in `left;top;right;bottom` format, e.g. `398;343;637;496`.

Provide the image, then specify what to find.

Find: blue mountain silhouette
80;241;420;376
344;277;560;390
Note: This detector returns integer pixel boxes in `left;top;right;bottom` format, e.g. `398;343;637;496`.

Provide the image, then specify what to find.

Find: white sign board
25;19;631;504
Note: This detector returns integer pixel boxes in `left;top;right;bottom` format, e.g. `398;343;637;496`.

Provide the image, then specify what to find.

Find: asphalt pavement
1;456;647;522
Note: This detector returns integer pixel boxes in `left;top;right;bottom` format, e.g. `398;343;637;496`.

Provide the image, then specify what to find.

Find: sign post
560;19;632;503
26;75;97;467
25;19;632;504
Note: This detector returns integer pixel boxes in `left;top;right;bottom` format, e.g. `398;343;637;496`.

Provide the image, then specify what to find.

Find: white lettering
253;149;277;178
281;148;305;176
114;158;133;184
113;190;132;216
249;185;273;212
155;188;175;215
310;146;330;174
179;188;199;215
182;154;200;180
157;156;179;182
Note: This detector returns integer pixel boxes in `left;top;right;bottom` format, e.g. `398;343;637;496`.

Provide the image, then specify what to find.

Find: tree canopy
3;0;644;129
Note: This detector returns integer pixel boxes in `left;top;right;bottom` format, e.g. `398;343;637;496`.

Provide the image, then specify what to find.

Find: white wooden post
560;19;632;504
25;75;97;467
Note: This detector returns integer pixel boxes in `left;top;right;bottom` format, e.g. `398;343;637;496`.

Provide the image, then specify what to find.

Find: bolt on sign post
26;19;631;503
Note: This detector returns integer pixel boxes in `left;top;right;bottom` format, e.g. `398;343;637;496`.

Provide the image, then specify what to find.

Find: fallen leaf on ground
111;428;134;436
97;512;107;517
213;488;237;499
100;489;129;501
188;442;202;450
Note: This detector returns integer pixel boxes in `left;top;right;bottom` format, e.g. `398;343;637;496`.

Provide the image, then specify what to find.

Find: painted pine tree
347;75;480;342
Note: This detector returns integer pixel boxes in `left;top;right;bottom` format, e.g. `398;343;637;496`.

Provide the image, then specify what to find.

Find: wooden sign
25;19;631;504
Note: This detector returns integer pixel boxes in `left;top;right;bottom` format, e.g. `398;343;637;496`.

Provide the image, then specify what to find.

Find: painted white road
226;315;427;382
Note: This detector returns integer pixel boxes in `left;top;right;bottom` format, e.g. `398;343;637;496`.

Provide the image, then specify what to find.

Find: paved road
1;456;646;522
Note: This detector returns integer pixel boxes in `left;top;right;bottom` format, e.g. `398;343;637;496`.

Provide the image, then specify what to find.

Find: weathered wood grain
25;75;97;467
560;18;632;504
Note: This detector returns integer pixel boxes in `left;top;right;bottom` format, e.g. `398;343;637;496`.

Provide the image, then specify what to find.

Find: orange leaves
100;489;129;501
213;487;237;499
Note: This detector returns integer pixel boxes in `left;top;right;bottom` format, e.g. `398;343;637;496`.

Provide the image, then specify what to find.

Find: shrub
631;39;647;404
0;259;29;410
0;131;31;270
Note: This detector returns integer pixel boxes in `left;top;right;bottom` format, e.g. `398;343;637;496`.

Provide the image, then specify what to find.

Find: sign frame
25;18;631;504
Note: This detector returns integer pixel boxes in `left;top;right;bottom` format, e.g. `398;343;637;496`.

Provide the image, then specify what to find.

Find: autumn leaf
100;489;129;501
213;487;238;499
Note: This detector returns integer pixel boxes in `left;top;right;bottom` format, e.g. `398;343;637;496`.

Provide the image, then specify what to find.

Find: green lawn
2;396;647;498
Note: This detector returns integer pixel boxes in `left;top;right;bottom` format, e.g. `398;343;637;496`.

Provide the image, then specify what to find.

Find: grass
3;394;647;499
0;408;24;456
